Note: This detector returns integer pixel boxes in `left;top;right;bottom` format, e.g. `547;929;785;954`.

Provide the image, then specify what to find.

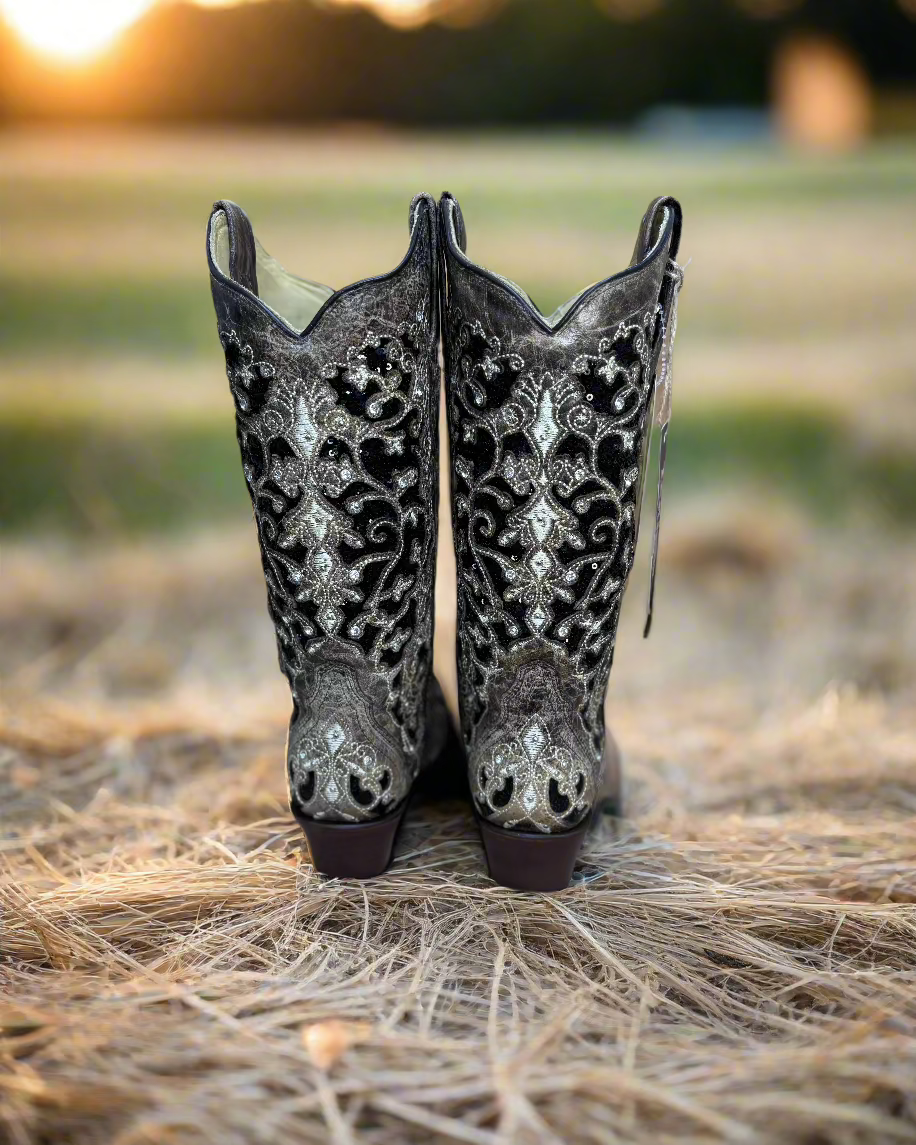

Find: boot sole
295;806;406;880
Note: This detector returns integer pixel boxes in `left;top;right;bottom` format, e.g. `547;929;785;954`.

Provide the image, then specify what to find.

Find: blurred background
1;0;915;731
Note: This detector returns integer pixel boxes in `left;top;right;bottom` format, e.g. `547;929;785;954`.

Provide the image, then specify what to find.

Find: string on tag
644;257;686;638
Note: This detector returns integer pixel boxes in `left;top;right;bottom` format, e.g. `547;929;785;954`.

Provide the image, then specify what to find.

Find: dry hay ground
2;503;916;1145
2;128;915;1144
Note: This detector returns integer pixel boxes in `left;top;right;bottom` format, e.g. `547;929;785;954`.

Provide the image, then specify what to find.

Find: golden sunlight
0;0;158;62
329;0;434;29
0;0;440;63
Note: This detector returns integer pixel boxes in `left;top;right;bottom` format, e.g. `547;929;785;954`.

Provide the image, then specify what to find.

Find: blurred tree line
1;0;914;124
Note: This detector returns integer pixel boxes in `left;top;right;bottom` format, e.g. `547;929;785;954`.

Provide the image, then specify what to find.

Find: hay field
2;129;916;1144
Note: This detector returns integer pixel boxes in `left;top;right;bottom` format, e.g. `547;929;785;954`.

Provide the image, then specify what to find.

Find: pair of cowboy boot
206;190;684;890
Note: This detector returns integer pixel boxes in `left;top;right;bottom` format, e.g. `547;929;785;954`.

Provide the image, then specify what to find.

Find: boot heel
297;807;406;879
477;816;589;892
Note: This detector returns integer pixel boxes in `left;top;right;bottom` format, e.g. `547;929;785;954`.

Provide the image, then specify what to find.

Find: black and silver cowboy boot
206;194;446;878
440;192;685;890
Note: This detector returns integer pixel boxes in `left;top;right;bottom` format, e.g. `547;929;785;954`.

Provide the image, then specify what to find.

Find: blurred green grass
3;408;914;535
2;137;913;220
0;277;216;357
2;132;914;535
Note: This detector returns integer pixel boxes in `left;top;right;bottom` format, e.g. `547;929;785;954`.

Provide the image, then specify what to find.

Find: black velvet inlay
490;776;514;808
349;774;376;807
548;778;571;815
294;772;315;807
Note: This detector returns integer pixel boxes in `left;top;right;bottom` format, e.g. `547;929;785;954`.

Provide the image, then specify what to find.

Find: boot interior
209;208;335;333
547;203;673;327
448;201;672;331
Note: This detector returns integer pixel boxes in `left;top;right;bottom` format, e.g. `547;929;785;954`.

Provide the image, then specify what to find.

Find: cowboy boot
439;192;685;890
207;193;447;878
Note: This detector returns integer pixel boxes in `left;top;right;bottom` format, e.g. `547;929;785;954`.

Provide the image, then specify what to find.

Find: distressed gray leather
439;192;683;833
207;194;440;824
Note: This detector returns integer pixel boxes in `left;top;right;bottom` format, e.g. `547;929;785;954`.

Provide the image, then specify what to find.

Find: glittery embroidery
472;653;593;831
210;201;439;823
441;197;679;832
287;647;403;820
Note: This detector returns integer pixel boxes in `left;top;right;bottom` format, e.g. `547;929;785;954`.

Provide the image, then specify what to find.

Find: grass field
2;128;916;532
2;129;916;1144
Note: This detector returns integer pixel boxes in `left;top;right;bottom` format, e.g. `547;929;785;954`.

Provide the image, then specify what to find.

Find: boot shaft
439;192;683;832
207;195;441;824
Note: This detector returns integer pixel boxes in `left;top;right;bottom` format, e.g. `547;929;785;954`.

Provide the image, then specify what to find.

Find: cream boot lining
467;205;671;331
212;202;670;336
210;209;335;334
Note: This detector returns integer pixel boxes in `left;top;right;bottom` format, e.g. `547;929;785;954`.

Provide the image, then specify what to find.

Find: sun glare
0;0;459;64
330;0;433;28
0;0;158;63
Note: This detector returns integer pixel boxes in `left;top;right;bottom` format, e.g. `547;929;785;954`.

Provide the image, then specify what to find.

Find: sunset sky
0;0;435;61
2;0;914;66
